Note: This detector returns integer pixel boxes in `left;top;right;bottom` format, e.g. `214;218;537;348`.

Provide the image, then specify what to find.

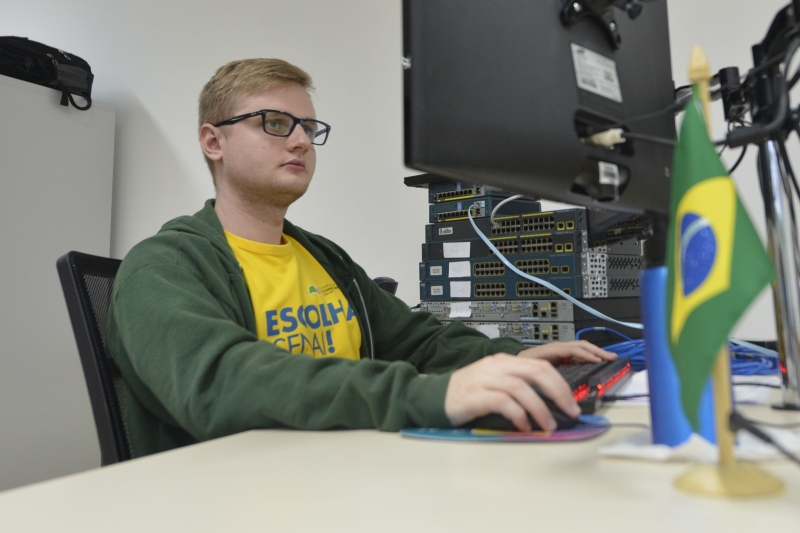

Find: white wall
3;0;423;304
3;0;787;322
0;76;115;492
0;0;791;488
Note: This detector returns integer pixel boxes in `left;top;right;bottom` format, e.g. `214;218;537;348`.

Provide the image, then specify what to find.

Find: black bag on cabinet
0;36;93;110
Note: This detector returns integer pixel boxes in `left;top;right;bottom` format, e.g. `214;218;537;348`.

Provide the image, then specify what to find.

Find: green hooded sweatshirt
108;200;525;457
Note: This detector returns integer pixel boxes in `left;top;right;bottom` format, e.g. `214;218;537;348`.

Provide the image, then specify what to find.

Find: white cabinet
0;74;114;491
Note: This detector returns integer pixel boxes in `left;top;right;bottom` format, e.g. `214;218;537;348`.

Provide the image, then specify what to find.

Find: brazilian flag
666;89;773;430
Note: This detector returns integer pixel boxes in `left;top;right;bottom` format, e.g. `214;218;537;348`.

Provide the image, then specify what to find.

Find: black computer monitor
403;0;675;215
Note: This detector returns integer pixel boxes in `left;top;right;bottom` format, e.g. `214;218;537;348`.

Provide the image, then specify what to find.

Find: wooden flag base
675;462;784;497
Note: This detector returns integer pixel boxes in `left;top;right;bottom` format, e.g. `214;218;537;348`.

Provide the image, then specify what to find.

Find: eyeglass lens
263;111;328;145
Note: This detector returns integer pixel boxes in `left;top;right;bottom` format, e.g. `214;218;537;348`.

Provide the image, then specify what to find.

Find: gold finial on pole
689;45;712;133
674;45;783;497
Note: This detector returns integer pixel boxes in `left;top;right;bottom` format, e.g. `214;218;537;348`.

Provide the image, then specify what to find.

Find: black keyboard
557;357;633;414
461;357;633;431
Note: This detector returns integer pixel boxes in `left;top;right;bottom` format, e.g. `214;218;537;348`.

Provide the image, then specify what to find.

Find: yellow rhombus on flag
666;88;773;430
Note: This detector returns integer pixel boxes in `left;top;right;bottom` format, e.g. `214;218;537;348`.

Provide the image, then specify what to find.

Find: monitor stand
758;139;800;410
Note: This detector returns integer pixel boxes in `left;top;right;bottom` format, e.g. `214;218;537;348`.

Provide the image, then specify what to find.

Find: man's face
215;84;317;208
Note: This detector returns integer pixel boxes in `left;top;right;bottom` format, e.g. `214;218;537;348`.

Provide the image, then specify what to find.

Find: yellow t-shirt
225;231;362;360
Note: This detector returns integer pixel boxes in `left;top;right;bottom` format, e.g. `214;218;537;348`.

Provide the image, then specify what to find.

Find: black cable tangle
775;139;800;278
788;65;800;89
730;412;800;468
727;144;748;174
725;37;800;147
602;393;649;401
717;121;733;156
621;131;675;146
586;92;691;136
747;30;799;80
748;419;800;429
733;382;781;389
778;138;800;199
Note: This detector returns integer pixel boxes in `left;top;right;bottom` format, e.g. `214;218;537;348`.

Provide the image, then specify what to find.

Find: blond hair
198;58;314;177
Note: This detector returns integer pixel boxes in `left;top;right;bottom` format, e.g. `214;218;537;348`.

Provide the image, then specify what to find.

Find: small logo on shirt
308;283;338;296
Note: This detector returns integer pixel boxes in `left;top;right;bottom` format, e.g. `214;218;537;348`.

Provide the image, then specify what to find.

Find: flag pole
674;45;783;497
689;45;737;470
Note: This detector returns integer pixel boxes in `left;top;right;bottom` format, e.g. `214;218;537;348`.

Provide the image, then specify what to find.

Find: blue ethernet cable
574;327;780;376
465;204;781;376
466;205;643;330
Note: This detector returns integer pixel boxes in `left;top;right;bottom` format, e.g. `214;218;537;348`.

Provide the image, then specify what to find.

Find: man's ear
199;124;224;163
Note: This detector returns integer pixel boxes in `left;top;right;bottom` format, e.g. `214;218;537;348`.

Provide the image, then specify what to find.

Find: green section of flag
665;90;773;429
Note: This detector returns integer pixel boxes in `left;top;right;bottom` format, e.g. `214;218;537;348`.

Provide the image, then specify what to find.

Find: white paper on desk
443;242;470;258
737;426;800;461
599;431;717;463
475;324;500;338
607;371;781;407
450;281;471;298
732;374;781;404
607;370;650;405
448;302;472;318
599;428;800;463
448;261;471;278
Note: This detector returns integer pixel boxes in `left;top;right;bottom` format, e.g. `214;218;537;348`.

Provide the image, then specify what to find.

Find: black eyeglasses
213;109;331;145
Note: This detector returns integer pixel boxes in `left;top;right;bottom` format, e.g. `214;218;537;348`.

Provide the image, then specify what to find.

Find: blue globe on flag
680;213;716;296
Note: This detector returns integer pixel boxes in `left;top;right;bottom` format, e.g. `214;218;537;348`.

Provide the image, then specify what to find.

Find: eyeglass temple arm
215;111;264;127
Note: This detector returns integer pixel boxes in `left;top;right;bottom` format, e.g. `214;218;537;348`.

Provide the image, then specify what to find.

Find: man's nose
287;124;312;149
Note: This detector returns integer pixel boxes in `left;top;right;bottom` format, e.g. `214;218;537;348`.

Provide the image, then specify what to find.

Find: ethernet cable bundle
411;176;645;345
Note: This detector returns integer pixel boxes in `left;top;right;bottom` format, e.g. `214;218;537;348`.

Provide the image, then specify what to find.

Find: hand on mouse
443;354;580;432
516;340;616;364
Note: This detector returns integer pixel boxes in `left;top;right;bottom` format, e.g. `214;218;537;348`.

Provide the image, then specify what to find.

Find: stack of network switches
408;175;644;346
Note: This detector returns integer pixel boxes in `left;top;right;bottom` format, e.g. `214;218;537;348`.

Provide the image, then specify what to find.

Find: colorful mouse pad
401;425;608;443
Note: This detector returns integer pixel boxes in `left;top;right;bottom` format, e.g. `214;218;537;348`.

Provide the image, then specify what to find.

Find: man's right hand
443;354;580;432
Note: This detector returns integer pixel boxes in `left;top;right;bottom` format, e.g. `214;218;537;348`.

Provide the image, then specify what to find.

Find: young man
108;59;614;457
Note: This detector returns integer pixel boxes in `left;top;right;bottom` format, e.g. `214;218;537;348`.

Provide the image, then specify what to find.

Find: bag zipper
352;278;375;360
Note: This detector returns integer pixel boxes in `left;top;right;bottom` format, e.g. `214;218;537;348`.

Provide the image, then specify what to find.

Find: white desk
0;405;798;532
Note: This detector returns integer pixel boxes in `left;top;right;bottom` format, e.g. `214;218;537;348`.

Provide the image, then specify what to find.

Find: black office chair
57;251;131;465
56;251;396;466
372;276;398;295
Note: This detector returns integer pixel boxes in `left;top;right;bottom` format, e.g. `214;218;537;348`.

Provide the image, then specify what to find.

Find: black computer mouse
462;393;578;432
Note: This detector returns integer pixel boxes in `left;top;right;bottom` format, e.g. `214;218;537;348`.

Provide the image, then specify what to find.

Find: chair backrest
372;277;398;295
57;251;131;465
